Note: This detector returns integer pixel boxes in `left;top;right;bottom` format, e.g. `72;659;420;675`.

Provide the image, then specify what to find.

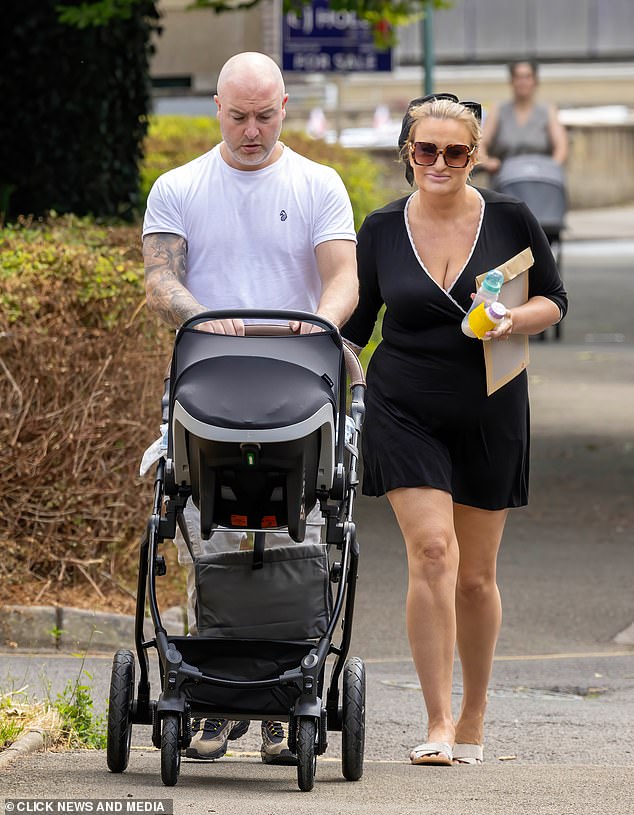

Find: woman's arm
487;295;561;340
548;104;569;164
486;199;567;340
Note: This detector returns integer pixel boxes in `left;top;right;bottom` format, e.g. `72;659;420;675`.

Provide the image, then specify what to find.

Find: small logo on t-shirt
280;210;287;221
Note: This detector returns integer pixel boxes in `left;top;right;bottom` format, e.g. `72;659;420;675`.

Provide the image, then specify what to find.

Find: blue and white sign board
282;0;392;73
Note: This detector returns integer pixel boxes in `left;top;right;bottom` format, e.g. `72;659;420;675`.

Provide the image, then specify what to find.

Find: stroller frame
493;154;567;341
106;310;366;792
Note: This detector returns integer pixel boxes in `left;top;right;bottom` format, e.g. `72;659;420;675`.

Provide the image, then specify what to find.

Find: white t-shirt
142;144;356;313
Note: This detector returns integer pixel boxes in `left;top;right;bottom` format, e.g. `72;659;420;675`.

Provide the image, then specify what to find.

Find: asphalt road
2;240;634;813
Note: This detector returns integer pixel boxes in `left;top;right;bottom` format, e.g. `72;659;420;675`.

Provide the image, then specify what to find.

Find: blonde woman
343;94;567;766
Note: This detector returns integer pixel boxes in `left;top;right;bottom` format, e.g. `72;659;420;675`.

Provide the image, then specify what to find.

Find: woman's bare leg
388;487;459;757
453;503;507;747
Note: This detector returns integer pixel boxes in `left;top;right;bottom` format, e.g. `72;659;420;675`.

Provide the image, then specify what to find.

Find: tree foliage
56;0;146;27
0;0;160;221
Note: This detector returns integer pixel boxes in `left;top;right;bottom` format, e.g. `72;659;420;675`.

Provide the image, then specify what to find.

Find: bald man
144;51;357;333
142;52;358;765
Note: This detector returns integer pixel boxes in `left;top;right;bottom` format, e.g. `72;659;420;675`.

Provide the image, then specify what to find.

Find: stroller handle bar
244;323;366;389
179;309;366;389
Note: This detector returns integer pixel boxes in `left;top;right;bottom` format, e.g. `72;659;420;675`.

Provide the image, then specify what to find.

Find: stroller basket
167;636;314;718
195;541;331;640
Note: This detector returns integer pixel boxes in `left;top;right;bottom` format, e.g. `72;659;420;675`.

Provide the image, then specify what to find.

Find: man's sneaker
260;720;297;765
185;718;250;760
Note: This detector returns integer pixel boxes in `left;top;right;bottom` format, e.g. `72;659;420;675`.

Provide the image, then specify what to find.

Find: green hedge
0;216;145;327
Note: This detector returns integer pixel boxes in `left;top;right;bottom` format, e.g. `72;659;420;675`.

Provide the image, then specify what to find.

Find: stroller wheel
106;649;135;773
341;657;366;781
161;714;181;787
296;717;317;792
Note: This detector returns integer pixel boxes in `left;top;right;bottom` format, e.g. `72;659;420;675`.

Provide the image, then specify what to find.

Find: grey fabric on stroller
494;154;566;236
494;154;566;340
175;498;324;635
168;327;342;543
195;542;331;640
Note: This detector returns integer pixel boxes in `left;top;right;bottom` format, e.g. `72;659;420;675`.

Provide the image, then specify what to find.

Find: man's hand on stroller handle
193;318;322;335
289;320;324;335
194;318;246;335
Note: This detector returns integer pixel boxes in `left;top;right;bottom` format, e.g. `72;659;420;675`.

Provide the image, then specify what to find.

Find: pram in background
106;310;366;792
494;154;567;340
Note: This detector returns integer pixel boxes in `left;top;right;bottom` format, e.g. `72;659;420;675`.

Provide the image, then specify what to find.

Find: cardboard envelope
475;247;534;396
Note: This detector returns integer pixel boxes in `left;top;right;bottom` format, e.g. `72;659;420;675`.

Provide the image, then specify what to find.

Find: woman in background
481;59;568;174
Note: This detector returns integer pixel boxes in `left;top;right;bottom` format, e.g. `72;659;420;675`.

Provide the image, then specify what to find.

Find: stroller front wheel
296;717;317;792
160;714;181;787
341;656;366;781
106;649;135;773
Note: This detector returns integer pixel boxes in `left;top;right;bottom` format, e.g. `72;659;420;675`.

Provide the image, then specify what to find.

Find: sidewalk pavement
562;203;634;241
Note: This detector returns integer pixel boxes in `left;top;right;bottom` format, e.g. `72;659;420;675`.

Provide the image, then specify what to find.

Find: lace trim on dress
404;188;485;314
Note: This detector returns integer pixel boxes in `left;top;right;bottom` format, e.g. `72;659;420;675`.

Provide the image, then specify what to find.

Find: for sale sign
282;0;392;73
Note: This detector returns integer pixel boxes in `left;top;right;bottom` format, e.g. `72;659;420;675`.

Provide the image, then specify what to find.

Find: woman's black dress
342;187;568;510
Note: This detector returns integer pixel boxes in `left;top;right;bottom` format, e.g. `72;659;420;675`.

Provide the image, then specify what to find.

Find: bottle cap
482;269;504;294
487;301;507;320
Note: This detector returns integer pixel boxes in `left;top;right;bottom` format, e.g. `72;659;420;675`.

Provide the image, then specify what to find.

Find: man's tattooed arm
143;233;204;329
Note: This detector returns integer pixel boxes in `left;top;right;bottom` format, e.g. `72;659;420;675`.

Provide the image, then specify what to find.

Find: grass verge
1;662;106;752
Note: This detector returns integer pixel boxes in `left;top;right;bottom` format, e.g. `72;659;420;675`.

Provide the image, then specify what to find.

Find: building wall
399;0;634;64
150;0;273;92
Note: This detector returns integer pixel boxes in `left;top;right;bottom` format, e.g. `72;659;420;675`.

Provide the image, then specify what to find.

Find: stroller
494;154;567;339
106;310;366;792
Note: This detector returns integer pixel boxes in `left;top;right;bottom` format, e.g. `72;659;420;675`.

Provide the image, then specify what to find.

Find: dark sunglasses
410;141;476;168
